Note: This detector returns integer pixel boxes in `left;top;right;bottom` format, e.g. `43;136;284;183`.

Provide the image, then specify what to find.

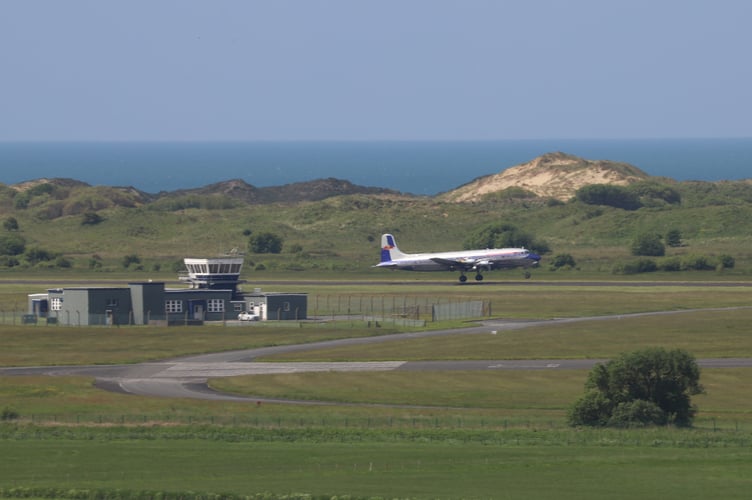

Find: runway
2;307;752;405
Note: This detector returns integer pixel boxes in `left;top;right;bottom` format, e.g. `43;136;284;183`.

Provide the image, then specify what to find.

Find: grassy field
1;432;751;499
2;280;752;499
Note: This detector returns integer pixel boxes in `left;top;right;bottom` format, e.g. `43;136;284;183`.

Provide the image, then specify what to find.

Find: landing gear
458;273;484;283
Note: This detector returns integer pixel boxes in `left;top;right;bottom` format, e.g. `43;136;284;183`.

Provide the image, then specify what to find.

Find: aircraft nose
528;252;541;262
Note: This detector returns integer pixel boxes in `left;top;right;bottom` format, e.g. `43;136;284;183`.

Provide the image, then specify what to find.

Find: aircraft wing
430;257;476;271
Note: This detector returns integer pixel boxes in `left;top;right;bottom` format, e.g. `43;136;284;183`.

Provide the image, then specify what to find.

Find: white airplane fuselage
375;233;541;282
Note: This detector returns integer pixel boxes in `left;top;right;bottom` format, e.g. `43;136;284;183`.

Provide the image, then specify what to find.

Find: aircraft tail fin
380;233;407;262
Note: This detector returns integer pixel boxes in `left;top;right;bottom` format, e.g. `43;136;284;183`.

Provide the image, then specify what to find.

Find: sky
2;0;751;142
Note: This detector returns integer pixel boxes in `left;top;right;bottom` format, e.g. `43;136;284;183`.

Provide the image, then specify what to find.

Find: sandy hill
439;152;650;202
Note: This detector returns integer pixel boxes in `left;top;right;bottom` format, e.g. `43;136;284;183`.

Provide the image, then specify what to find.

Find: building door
193;304;204;320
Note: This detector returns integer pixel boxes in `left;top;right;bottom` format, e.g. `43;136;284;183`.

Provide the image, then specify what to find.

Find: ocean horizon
1;138;751;196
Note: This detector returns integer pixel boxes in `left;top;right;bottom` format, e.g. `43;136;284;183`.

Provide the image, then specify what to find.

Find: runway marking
154;361;406;378
488;362;561;369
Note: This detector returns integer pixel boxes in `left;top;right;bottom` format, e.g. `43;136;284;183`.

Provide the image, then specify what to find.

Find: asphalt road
2;307;752;405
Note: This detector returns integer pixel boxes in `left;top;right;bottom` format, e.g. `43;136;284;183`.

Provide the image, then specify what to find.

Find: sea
1;138;751;196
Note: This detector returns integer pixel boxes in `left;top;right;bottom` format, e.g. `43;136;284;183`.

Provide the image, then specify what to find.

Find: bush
249;232;283;254
631;233;665;256
665;229;683;247
3;217;19;231
0;233;26;256
576;184;642;210
628;181;682;206
550;253;577;270
122;254;141;268
25;247;55;265
568;390;612;427
0;256;20;268
55;256;73;268
608;400;667;428
717;254;735;269
464;222;549;254
1;407;19;420
681;255;713;271
658;257;682;272
81;211;104;225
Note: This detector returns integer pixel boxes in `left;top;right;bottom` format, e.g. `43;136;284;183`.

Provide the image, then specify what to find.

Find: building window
233;303;244;312
50;297;62;311
106;298;119;308
165;300;183;313
207;299;224;313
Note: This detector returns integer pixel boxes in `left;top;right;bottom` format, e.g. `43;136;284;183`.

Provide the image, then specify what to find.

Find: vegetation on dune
0;170;751;276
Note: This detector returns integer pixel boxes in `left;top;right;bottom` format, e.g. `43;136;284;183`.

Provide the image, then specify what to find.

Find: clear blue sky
2;0;750;141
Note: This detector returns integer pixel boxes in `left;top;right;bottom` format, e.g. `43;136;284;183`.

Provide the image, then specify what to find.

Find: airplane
375;233;541;282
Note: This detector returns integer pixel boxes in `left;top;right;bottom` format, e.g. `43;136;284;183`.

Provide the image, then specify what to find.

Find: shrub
0;233;26;255
1;407;19;420
0;256;20;268
55;256;73;268
568;390;612;427
464;222;549;254
122;254;141;268
717;254;735;269
3;217;19;231
628;181;682;206
608;400;667;428
249;232;283;254
550;253;577;270
658;257;682;272
631;233;665;256
665;229;683;247
681;255;713;271
576;184;642;210
25;247;55;265
81;211;104;225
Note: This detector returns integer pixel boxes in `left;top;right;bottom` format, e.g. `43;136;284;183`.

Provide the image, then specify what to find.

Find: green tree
631;233;665;256
569;347;704;427
249;232;284;254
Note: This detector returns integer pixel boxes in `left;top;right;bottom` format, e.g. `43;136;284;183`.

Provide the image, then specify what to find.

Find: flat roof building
27;255;307;326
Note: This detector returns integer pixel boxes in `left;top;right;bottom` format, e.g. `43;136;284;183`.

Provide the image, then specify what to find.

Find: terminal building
27;255;307;326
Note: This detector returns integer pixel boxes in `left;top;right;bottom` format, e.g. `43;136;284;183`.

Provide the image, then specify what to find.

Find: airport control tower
178;253;246;299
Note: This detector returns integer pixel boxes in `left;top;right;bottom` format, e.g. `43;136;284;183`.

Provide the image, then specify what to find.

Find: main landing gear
457;270;532;283
458;273;484;283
